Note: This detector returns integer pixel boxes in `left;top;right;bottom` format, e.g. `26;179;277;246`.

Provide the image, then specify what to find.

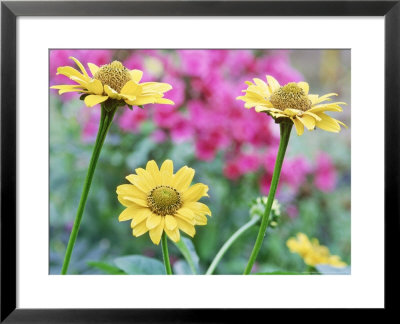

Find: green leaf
315;265;351;275
114;255;166;275
173;237;200;274
79;94;89;101
87;261;126;275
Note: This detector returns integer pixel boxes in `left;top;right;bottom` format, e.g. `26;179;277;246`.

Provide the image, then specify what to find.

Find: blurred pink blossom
314;152;337;192
117;108;148;133
286;205;299;219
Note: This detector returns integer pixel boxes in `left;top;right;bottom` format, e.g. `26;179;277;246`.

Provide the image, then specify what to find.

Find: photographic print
49;49;351;275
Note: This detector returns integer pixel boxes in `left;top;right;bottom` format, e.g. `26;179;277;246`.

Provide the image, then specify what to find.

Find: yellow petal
130;208;152;227
172;166;195;192
176;217;196;237
126;174;152;193
297;115;316;130
291;117;304;136
175;207;195;224
266;75;280;92
297;82;309;95
118;206;146;222
104;85;122;99
149;217;165;245
56;66;87;82
69;56;89;78
315;113;342;132
154;98;175;105
283;108;302;117
88;63;99;76
141;82;172;94
132;220;149;237
312;93;338;105
308;102;345;114
145;160;161;185
130;69;143;83
51;85;87;95
146;213;162;229
255;105;278;113
135;168;157;189
160;160;174;185
120;80;142;96
165;215;178;230
86;79;103;95
116;184;147;200
182;183;209;202
122;196;148;208
303;111;322;121
84;95;108;107
194;213;208;225
164;227;180;243
125;96;156;106
184;202;212;217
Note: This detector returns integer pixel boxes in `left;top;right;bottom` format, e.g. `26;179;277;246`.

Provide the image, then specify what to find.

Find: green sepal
79;94;89;101
127;104;133;110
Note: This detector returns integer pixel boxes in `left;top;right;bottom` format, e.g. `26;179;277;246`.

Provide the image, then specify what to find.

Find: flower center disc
147;186;182;216
270;83;311;112
94;60;131;93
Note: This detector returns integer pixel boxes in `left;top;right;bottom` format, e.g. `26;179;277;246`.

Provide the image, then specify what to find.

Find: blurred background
49;49;351;274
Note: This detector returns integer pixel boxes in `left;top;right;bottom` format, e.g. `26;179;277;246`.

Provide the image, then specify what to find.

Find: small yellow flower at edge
51;57;174;108
237;75;347;136
286;232;347;268
116;160;211;245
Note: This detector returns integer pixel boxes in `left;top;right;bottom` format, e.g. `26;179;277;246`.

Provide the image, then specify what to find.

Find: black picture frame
1;0;398;321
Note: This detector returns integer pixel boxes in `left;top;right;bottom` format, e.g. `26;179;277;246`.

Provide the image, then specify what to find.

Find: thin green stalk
206;216;260;275
243;122;292;275
161;233;173;275
61;103;117;274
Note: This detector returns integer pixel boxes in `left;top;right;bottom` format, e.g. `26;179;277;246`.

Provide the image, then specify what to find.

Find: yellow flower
116;160;211;245
287;233;347;267
237;75;347;136
51;57;174;108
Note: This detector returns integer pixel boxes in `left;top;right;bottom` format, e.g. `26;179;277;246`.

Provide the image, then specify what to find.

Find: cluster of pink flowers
50;49;339;203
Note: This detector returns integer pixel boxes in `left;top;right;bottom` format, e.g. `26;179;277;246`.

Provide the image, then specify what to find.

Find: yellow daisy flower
51;57;174;108
117;160;211;245
287;233;347;267
237;75;347;136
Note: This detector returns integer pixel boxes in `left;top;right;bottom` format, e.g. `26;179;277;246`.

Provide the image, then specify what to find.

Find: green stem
61;103;117;274
243;122;292;275
161;233;173;275
206;216;260;275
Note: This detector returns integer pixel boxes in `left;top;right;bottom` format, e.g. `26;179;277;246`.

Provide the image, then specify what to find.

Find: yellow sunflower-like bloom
237;75;347;136
117;160;211;245
51;57;174;108
287;233;347;267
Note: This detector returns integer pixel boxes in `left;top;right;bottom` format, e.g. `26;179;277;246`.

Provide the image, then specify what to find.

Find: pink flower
224;154;260;180
151;129;167;143
286;205;299;219
117;108;148;133
261;149;311;194
78;108;100;143
314;152;337;192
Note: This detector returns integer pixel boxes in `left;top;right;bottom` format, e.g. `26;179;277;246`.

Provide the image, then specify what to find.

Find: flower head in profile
237;75;347;136
51;57;174;108
116;160;211;245
286;233;347;267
